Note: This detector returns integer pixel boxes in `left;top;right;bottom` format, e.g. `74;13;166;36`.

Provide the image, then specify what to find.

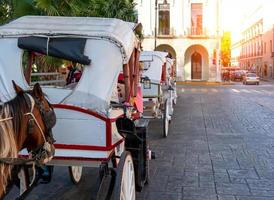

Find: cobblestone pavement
6;83;274;200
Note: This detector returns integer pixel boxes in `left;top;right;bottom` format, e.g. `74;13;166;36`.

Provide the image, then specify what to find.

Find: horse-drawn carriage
0;16;152;200
166;57;177;106
140;51;177;137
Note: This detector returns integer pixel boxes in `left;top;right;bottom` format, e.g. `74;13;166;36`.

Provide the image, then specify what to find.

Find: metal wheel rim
173;96;177;105
70;166;82;183
120;156;136;200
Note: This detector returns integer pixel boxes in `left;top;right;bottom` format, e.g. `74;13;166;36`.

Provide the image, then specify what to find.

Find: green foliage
0;0;139;72
0;0;10;24
78;0;137;22
0;0;137;23
35;55;64;72
12;0;39;18
221;32;231;67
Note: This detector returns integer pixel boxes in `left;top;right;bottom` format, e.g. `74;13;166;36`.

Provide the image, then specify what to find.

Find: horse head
0;81;56;198
12;81;56;164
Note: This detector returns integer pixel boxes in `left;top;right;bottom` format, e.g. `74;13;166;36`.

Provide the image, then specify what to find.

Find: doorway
191;52;202;79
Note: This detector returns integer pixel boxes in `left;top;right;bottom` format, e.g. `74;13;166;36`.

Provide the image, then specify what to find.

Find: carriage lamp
141;76;151;89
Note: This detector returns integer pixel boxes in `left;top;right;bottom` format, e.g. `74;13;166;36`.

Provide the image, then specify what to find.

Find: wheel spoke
115;153;136;200
126;161;131;198
129;163;135;200
129;174;135;200
122;178;127;198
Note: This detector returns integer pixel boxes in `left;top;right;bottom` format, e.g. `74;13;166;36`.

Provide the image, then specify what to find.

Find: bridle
0;92;56;166
24;92;56;163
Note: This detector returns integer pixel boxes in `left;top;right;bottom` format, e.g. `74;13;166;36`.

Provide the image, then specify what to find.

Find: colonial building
231;1;274;78
135;0;222;81
231;40;242;67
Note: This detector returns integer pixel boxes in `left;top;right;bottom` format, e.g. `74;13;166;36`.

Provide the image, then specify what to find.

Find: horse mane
0;93;29;196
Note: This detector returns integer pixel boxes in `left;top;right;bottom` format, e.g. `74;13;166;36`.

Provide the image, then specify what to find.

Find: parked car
231;70;246;81
243;73;260;85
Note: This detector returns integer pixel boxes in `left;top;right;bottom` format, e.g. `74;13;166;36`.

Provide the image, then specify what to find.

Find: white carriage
0;16;152;199
166;57;177;106
140;51;177;137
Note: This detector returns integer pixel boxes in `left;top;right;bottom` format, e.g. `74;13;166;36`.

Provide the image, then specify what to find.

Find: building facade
135;0;222;81
231;2;274;78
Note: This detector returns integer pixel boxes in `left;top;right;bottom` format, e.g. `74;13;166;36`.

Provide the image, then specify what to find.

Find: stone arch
184;44;209;81
155;44;176;60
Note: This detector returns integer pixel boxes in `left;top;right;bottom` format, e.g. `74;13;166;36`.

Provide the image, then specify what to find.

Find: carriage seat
41;86;72;104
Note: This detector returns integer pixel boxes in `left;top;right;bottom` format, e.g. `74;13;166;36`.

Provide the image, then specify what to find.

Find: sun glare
222;0;263;41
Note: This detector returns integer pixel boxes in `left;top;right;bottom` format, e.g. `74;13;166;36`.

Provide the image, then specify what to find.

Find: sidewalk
260;78;274;84
177;81;234;86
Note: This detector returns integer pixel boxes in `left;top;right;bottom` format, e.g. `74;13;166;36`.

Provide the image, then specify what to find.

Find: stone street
6;82;274;200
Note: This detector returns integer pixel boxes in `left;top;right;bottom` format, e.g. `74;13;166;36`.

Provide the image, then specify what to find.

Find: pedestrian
66;62;82;85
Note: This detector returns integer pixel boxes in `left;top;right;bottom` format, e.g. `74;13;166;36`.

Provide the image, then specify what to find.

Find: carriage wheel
68;166;83;184
163;100;169;137
135;132;150;192
111;151;136;200
173;95;177;105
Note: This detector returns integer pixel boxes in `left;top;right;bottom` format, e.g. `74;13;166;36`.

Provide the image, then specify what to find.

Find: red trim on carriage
52;104;108;121
52;104;124;149
52;150;115;162
19;154;113;162
106;119;112;147
54;139;124;151
52;156;109;162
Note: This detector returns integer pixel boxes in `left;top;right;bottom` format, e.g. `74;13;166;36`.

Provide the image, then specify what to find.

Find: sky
221;0;261;40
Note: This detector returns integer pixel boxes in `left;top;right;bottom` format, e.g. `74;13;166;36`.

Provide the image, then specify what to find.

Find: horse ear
33;83;43;100
12;80;24;94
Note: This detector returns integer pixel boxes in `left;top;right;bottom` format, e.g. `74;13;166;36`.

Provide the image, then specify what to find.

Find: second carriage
140;51;177;137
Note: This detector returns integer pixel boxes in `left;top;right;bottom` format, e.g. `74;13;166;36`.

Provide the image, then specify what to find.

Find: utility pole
216;0;221;82
154;0;158;49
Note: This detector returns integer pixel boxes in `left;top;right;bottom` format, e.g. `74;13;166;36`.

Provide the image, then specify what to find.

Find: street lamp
154;0;158;49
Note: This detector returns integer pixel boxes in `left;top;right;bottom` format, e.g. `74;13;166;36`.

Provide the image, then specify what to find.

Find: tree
0;0;11;24
0;0;138;76
0;0;137;24
221;32;231;67
78;0;137;22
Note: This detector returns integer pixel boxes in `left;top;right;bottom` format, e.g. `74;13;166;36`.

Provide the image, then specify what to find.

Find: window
270;40;272;52
22;51;83;88
19;37;89;87
264;42;266;54
158;3;170;35
191;3;203;35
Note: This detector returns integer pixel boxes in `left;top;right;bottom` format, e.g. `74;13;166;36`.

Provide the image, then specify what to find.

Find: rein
0;117;13;122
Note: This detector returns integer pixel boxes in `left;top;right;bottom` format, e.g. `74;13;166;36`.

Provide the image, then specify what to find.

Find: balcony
186;28;209;38
157;27;175;38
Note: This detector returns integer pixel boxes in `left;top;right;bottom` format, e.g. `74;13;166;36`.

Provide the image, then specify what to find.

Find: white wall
135;0;221;81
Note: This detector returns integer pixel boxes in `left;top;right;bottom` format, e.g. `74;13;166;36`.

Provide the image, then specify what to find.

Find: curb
176;81;235;86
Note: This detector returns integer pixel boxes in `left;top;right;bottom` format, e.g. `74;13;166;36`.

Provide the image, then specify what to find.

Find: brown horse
0;81;56;198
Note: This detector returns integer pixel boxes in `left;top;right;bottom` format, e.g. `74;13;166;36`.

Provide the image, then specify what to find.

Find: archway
184;44;209;81
155;44;176;59
191;52;202;79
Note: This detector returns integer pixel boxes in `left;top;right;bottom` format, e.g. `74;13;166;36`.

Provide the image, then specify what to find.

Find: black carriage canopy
18;36;91;65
